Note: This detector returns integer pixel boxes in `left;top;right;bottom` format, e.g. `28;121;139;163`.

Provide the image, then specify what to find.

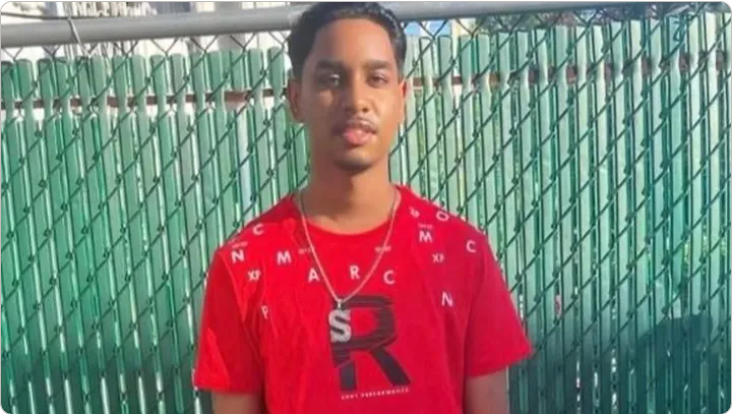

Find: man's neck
301;165;397;235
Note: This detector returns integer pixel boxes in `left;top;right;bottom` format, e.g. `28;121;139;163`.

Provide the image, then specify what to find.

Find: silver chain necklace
297;187;399;311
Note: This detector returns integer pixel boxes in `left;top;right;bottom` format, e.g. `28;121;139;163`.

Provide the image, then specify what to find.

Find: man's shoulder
215;194;298;259
404;187;487;241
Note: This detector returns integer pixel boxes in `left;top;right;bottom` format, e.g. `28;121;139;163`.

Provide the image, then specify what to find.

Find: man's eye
370;74;389;86
319;74;340;86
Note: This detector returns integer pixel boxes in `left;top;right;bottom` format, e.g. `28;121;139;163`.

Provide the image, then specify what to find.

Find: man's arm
463;238;532;414
193;249;265;409
464;371;509;414
212;393;262;414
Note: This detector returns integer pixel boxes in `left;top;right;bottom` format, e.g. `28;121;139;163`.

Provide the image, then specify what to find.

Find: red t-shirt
193;185;532;413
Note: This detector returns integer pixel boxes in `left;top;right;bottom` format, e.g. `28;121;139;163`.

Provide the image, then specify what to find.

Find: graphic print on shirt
328;295;411;393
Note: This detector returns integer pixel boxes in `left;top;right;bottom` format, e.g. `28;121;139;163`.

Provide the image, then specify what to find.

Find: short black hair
287;2;407;80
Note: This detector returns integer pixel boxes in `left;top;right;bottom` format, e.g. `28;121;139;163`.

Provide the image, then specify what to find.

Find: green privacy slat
190;51;219;268
673;14;690;358
46;57;88;414
23;63;56;345
458;35;477;224
242;48;256;203
150;53;187;414
2;310;17;412
169;52;201;414
496;30;511;251
267;47;291;199
704;13;723;413
283;64;309;193
403;38;421;193
550;24;581;414
247;48;274;212
110;54;142;414
189;51;212;329
418;37;440;202
609;21;633;414
475;34;498;241
678;15;695;414
1;15;731;414
511;28;536;414
82;58;112;409
38;57;71;414
699;14;716;414
92;58;131;402
206;50;226;238
17;58;51;414
516;30;529;414
572;25;596;414
388;38;409;186
1;61;16;119
710;13;732;408
55;57;96;414
437;36;460;213
230;50;255;224
607;22;625;413
170;53;200;317
1;60;26;414
130;54;168;414
714;12;731;414
388;72;404;184
496;29;520;345
594;24;616;414
2;62;22;414
208;51;235;240
628;20;652;414
539;27;557;414
221;51;244;233
645;19;670;414
1;117;13;414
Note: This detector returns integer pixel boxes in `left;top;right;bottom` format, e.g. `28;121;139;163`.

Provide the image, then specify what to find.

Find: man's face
288;18;406;174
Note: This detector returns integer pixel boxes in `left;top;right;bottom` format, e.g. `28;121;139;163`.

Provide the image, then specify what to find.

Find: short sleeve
465;238;533;377
193;250;263;393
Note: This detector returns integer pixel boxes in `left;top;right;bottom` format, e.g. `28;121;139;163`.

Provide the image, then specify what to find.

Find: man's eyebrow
363;59;394;71
313;59;395;72
314;59;345;71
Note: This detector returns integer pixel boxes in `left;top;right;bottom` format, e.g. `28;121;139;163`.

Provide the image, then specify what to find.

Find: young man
193;3;532;413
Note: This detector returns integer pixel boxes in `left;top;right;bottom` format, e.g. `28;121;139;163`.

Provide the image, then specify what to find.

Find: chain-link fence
1;3;731;414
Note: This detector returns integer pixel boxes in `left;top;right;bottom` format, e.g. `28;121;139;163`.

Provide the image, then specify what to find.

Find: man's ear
398;77;408;120
286;77;303;122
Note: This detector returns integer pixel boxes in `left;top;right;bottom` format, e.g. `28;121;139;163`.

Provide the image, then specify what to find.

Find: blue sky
404;21;451;36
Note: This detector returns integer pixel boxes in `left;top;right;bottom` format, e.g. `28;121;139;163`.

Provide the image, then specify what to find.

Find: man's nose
342;77;370;114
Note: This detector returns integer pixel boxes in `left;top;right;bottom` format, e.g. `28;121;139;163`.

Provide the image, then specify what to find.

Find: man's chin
333;155;378;174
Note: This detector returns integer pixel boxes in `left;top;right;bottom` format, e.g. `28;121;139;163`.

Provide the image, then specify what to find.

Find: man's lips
333;119;377;146
339;126;373;146
333;119;377;135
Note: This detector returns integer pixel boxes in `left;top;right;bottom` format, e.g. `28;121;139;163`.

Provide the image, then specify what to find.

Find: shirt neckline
286;184;413;242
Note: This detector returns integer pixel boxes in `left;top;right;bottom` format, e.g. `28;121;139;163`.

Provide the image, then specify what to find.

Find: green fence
1;6;731;414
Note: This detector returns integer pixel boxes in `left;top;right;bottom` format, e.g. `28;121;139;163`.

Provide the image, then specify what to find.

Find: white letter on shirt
248;269;261;282
350;265;360;280
466;240;477;253
277;250;292;265
261;305;269;319
419;230;433;243
231;249;245;264
442;291;454;307
410;207;420;218
383;270;395;285
308;268;320;283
